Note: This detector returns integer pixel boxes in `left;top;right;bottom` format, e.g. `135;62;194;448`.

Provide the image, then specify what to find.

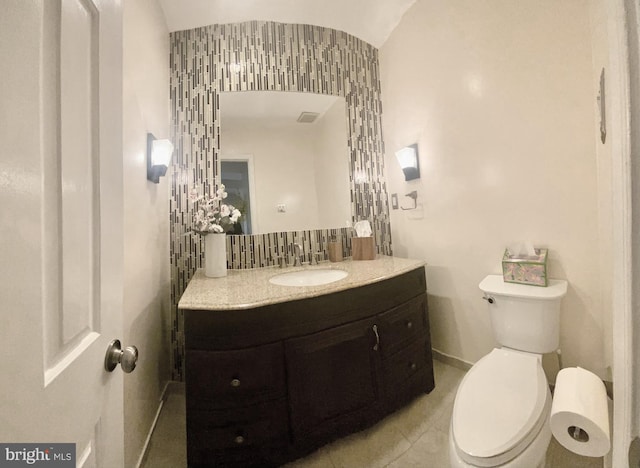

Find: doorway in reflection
221;158;254;235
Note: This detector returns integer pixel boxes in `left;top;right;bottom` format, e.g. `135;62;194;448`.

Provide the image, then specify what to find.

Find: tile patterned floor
141;360;603;468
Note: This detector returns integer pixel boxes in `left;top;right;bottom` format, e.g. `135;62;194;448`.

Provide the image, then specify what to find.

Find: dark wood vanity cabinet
183;267;434;467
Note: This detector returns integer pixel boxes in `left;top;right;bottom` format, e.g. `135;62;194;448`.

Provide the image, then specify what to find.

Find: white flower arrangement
189;183;241;234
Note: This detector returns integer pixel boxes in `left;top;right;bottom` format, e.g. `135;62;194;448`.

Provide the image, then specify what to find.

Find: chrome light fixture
147;133;174;183
395;144;420;181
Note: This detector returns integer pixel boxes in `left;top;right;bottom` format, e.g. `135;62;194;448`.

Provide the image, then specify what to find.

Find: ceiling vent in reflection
297;112;319;123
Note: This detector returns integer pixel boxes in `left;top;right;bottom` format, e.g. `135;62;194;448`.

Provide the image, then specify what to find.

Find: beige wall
314;99;352;228
380;0;611;379
123;0;171;466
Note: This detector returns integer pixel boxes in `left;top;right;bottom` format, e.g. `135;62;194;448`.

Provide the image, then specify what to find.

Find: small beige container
328;241;343;262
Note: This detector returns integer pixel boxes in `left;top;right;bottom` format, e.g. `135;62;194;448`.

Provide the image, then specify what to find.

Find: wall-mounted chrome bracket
400;191;418;210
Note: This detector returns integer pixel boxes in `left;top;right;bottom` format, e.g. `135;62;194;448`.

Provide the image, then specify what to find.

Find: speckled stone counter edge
178;256;425;311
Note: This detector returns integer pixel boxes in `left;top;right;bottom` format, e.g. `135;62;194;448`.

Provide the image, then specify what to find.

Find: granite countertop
178;255;426;311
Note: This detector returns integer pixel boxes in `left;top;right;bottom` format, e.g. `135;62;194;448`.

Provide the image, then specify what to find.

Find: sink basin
269;269;348;287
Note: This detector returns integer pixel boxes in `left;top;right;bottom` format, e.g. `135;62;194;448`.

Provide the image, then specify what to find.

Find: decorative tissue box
502;248;548;287
351;237;375;260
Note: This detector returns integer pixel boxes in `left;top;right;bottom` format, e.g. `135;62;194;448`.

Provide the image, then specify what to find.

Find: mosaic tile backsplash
169;21;391;380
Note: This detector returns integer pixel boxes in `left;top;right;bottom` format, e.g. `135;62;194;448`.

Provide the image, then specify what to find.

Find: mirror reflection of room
220;91;352;234
220;159;253;234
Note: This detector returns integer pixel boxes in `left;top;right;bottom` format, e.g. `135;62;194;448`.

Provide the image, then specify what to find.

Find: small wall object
598;68;606;144
352;237;375;260
502;248;548;287
401;191;418;210
391;193;398;210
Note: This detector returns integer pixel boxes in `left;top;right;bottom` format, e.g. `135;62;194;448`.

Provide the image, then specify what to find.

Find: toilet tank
479;275;568;354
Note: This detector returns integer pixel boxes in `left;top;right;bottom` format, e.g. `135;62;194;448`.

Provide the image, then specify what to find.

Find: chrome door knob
104;339;139;373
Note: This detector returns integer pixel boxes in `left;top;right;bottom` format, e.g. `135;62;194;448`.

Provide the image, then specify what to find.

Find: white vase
204;234;227;278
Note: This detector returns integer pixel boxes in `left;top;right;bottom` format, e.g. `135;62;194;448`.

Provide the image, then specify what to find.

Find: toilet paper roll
550;367;610;457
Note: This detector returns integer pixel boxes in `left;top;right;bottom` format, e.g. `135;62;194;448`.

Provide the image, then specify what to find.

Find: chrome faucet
292;243;303;266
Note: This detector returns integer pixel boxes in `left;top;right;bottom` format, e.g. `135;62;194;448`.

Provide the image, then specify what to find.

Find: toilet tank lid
479;275;567;299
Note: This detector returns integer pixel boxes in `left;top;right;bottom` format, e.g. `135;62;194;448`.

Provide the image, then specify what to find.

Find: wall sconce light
147;133;174;183
395;144;420;181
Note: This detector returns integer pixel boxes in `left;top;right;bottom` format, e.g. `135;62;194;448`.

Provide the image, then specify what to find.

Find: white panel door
0;1;125;466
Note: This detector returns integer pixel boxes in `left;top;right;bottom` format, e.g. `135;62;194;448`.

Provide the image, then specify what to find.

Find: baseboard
431;348;473;371
164;380;185;397
135;380;171;468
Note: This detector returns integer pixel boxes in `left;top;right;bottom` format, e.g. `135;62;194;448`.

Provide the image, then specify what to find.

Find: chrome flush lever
482;295;495;304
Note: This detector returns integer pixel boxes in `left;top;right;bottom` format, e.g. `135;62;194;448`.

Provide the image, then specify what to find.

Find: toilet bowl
449;275;568;468
449;348;552;467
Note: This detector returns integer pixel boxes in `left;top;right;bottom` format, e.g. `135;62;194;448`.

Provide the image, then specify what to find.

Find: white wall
380;0;611;379
122;1;171;466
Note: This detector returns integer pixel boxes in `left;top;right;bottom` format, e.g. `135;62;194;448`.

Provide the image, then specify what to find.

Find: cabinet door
285;317;380;443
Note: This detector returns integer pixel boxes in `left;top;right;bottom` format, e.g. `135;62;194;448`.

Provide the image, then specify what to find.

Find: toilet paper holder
569;426;589;443
550;366;610;457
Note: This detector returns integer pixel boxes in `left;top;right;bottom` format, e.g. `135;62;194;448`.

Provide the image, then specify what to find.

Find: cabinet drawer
382;337;429;396
187;398;289;452
377;294;427;358
186;342;285;409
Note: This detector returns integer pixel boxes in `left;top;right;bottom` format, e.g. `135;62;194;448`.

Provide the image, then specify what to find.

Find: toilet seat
452;348;550;467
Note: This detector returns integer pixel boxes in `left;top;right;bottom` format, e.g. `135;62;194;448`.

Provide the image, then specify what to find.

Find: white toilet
449;274;568;468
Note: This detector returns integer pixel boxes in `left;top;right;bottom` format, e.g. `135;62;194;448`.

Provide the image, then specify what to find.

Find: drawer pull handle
230;378;241;388
372;324;380;351
409;362;417;371
234;435;245;445
406;321;413;329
